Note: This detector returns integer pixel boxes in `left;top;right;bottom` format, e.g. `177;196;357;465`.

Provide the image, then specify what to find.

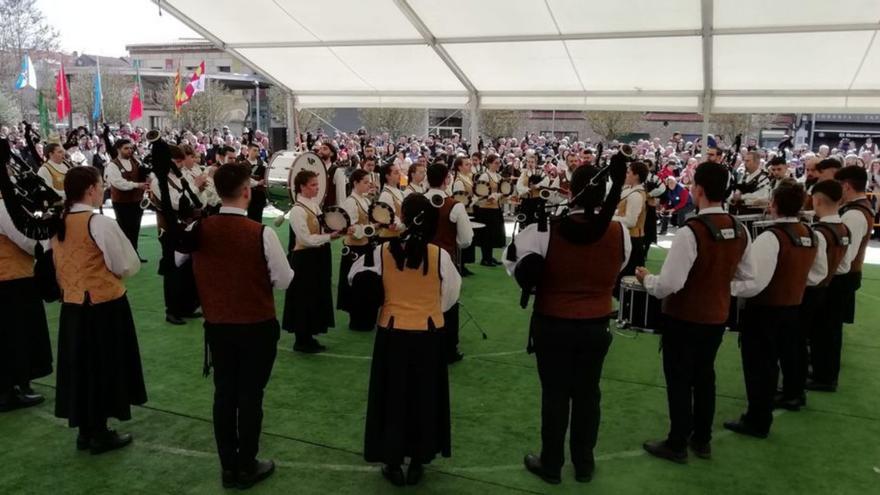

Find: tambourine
453;191;471;206
353;224;376;239
320;205;351;232
474;180;491;198
499;180;514;196
369;202;395;226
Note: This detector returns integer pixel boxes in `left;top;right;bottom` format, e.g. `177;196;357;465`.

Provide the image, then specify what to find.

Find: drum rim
369;202;395;225
321;206;351;231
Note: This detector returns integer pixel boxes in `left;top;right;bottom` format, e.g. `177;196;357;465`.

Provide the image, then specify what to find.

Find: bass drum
287;152;327;205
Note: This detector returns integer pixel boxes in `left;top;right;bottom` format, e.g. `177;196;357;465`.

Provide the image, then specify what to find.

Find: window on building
217;66;231;73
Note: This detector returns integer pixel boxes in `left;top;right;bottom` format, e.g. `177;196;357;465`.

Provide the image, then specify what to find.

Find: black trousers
810;275;855;385
531;313;612;473
786;287;825;400
247;189;267;223
206;320;280;471
660;318;724;450
443;303;460;359
740;304;799;432
113;202;144;252
614;236;646;298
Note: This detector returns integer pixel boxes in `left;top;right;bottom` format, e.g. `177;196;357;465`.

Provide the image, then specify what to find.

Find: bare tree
711;113;779;145
69;72;133;124
585;111;642;141
359;108;426;136
0;0;61;91
266;88;336;133
479;110;525;140
157;79;245;130
0;88;22;126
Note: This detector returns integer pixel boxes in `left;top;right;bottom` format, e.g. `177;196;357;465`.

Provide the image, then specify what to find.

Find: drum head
287;152;327;205
369;202;394;225
499;180;513;196
322;206;351;232
453;191;471;206
474;180;491;197
621;275;641;287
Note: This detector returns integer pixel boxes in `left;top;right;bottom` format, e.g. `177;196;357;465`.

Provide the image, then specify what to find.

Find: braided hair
388;194;438;275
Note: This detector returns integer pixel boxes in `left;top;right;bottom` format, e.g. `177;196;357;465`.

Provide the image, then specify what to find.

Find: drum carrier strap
687;214;746;242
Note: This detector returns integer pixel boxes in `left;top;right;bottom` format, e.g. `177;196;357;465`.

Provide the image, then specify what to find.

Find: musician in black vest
503;154;630;484
729;150;771;214
177;163;294;489
244;143;267;222
725;181;822;438
104;139;149;261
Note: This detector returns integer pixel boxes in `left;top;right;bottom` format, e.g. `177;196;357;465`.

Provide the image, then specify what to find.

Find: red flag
129;84;143;122
184;61;206;101
55;63;71;120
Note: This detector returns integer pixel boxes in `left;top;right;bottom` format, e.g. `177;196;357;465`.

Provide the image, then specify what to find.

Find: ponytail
57;166;102;242
387;195;438;275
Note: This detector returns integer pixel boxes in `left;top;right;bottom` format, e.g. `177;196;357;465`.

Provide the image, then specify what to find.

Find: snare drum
369;202;395;226
617;276;662;333
321;206;351;232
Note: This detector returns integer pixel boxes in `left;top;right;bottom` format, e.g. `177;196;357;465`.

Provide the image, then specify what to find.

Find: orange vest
616;188;647;238
294;202;322;251
52;212;126;304
345;198;371;247
378;188;403;238
377;243;444;331
662;214;748;324
535;220;624;319
42;162;66;191
0;234;34;281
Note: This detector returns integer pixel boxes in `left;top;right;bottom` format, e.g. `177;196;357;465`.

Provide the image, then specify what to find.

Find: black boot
90;429;133;455
523;453;561;484
643;440;687;464
381;464;405;486
237;459;275;489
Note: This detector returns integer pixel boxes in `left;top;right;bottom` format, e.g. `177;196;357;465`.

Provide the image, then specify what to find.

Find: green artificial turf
1;222;879;495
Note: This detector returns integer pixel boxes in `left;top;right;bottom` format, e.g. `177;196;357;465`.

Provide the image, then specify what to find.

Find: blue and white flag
14;54;37;90
92;66;103;121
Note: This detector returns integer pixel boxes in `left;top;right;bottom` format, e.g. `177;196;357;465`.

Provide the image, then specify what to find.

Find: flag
55;63;71;120
174;62;185;113
184;61;206;101
92;60;103;121
129;60;143;122
38;92;50;134
14;54;37;90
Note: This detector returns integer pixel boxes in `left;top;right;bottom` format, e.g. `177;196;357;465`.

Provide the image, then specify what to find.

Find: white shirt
104;158;140;191
378;186;406;230
174;206;294;290
643;207;755;299
838;196;870;274
426;187;474;248
478;171;504;201
613;184;646;229
290;196;332;247
38;160;69;198
332;167;348;207
452;174;473;194
0;201;38;255
404;182;425;198
347;243;461;312
67;203;140;279
731;218;827;298
149;172;186;211
502;215;632;275
516;168;547;196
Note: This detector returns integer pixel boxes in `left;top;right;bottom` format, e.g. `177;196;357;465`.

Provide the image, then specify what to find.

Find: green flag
38;91;50;134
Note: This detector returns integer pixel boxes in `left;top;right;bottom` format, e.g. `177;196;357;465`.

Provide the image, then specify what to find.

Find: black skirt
473;206;506;248
55;295;147;428
364;328;451;465
282;244;335;335
337;243;372;311
0;278;52;391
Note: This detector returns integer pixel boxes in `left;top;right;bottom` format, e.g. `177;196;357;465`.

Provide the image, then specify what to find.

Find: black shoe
237;459;275;489
447;352;464;364
90;430;133;455
805;379;836;392
181;311;203;319
773;396;805;411
406;462;424;485
479;260;495;267
523;454;561;485
574;463;594;483
221;470;237;489
293;341;326;354
0;389;44;412
381;464;405;487
139;258;148;264
643;440;687;464
688;440;711;460
723;418;768;439
165;314;186;325
460;266;474;277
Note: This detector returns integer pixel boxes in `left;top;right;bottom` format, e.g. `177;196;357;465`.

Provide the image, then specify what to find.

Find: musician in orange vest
426;162;474;363
176;163;294;489
725;181;823;438
104;139;149;261
338;169;379;331
502;152;631;484
808;166;874;391
0;196;52;412
784;180;850;410
636;162;754;463
349;194;461;487
613;160;649;297
51;166;146;455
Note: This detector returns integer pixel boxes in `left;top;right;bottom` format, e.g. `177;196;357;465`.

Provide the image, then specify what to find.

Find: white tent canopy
155;0;880;114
